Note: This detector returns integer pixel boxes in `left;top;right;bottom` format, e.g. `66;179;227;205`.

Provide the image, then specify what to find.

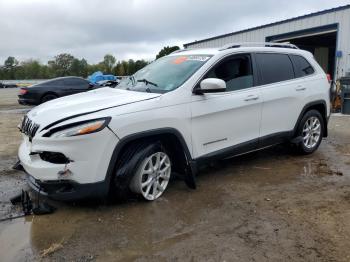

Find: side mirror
194;78;226;94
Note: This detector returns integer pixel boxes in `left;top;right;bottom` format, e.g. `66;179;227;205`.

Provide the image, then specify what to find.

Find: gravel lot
0;88;350;261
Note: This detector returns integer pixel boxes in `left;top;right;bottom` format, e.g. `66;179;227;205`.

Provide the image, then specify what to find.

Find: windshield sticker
173;56;188;64
172;55;210;64
187;55;211;62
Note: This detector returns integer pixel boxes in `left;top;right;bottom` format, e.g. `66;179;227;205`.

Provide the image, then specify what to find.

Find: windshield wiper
137;78;158;87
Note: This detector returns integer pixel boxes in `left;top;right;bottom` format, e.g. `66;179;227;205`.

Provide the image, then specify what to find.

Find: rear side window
64;78;87;86
289;55;314;77
43;80;63;86
256;53;294;85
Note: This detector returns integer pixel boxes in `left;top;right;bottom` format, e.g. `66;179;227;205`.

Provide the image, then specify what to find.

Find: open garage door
267;24;337;79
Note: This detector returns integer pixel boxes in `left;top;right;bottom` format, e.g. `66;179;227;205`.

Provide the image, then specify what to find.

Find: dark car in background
18;76;95;105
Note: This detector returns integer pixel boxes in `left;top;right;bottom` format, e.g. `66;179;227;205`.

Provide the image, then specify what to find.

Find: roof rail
219;42;299;51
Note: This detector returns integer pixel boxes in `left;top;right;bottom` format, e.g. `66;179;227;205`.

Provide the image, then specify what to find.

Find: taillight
326;74;332;84
19;88;27;95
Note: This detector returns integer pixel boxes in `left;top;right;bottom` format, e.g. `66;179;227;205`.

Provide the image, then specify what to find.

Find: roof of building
184;4;350;47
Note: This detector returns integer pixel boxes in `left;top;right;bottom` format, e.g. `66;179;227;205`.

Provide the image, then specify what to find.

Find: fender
104;128;197;192
292;100;328;137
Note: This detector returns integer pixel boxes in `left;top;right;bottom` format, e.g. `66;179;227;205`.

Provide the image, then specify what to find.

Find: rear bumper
26;173;109;201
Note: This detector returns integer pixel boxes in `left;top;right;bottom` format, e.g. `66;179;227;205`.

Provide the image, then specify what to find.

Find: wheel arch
104;128;196;193
40;91;59;102
293;100;328;137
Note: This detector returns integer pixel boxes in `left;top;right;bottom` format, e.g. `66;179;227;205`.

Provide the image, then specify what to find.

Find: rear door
256;52;311;146
191;53;262;158
63;78;90;95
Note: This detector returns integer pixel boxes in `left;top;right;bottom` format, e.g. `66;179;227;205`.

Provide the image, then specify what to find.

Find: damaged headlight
45;117;111;138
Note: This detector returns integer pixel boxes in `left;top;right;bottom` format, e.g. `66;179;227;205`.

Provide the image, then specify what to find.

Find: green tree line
0;45;180;80
0;54;148;80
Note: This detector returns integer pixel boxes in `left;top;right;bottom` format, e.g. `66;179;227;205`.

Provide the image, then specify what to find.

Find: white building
184;5;350;80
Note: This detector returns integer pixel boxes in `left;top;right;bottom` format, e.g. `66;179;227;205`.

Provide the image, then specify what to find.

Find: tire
295;109;324;155
112;141;172;201
41;93;58;103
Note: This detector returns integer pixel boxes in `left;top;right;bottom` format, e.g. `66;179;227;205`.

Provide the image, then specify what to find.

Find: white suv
18;43;331;201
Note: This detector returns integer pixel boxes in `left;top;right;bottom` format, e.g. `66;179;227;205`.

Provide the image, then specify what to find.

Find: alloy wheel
302;116;321;149
130;152;171;201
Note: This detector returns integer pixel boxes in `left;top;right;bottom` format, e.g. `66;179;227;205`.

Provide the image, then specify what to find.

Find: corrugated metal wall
185;8;350;78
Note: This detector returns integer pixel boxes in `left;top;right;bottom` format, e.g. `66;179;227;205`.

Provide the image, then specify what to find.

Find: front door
191;54;262;159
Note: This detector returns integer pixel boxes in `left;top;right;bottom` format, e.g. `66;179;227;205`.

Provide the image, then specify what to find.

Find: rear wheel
295;110;324;154
41;93;58;103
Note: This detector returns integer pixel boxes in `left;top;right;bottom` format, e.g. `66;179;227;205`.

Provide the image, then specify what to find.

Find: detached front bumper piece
26;173;108;201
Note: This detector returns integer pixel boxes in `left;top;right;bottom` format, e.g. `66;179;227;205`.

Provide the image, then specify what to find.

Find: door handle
296;85;306;91
244;94;259;101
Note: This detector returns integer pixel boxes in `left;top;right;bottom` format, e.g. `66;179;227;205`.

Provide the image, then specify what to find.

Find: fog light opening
39;152;71;164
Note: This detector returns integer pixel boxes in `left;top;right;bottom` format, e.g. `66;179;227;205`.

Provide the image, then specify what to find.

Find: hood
27;87;160;130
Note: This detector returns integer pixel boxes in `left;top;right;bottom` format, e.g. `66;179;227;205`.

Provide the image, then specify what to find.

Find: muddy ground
0;88;350;262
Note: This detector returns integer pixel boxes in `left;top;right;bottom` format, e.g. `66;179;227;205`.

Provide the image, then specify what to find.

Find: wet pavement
0;96;350;261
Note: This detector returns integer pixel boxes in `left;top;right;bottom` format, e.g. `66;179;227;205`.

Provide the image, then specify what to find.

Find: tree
4;56;18;69
135;60;148;71
122;60;129;76
156;46;180;59
71;58;88;77
102;54;116;74
22;59;41;79
0;54;150;80
3;56;19;79
127;59;136;75
48;53;75;77
114;61;125;76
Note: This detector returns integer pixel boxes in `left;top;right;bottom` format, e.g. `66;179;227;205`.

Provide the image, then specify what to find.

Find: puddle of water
0;219;33;262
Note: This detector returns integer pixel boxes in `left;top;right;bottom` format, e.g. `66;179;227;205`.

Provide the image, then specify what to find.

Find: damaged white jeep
18;43;331;201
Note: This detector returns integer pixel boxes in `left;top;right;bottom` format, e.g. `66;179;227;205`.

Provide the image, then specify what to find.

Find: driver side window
205;54;254;92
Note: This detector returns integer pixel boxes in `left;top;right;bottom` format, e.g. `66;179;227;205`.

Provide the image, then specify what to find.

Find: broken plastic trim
1;190;56;222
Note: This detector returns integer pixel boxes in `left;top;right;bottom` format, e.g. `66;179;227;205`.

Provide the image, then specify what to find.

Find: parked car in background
0;82;18;88
18;76;96;105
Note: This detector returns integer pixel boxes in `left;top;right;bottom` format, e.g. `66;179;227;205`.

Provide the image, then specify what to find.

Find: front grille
20;115;40;141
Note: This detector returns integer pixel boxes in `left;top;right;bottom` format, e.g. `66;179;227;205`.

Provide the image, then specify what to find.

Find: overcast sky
1;0;349;64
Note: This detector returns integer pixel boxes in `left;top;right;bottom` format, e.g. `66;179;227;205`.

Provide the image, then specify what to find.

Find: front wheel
130;151;171;201
112;142;172;201
295;110;324;154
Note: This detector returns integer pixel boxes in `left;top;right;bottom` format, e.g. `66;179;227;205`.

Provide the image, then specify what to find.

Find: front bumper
26;173;108;201
18;128;119;200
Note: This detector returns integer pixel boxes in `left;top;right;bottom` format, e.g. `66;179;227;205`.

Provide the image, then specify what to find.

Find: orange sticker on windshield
173;56;188;64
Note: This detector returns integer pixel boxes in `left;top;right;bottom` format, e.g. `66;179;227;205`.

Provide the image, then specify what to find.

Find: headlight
46;118;111;138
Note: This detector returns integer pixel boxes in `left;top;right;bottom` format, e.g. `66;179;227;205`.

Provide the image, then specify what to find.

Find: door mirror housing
194;78;226;94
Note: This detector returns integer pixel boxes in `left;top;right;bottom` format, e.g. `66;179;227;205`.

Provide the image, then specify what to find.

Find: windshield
117;54;212;93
